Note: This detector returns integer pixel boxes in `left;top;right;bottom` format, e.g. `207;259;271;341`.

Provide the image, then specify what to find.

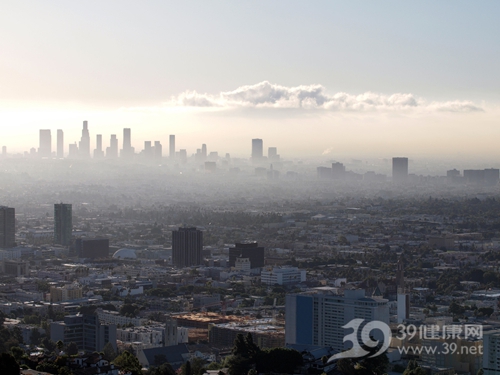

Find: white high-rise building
285;289;389;352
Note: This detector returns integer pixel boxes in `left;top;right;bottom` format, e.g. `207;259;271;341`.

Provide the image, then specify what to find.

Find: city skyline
1;2;500;159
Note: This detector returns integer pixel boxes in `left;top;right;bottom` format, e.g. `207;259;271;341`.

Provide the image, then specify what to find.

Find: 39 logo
328;319;391;362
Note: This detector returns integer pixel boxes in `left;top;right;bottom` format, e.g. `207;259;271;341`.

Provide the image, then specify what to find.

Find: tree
184;360;192;375
56;340;64;352
66;342;78;356
41;337;57;353
103;342;117;362
10;346;25;363
113;351;142;375
147;363;176;375
403;360;426;375
30;327;42;346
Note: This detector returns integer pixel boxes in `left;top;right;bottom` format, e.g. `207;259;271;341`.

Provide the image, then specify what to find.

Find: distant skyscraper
54;203;72;246
144;141;152;158
252;139;263;162
79;121;91;158
268;147;280;162
0;206;16;248
57;129;64;158
2;146;6;158
392;157;409;182
107;135;118;158
121;128;134;157
179;149;187;163
68;143;79;158
332;162;346;180
39;129;52;157
169;135;175;159
94;134;104;158
201;144;207;159
172;227;203;267
154;141;162;159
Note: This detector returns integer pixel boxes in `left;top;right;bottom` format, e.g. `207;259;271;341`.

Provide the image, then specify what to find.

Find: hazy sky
1;1;499;159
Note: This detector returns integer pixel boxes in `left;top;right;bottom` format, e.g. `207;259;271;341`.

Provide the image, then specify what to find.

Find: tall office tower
392;157;409;182
121;128;134;157
154;141;162;159
251;139;263;162
268;147;280;162
169;135;175;159
179;149;187;163
229;242;265;269
0;206;15;248
68;143;79;158
106;135;118;158
54;203;72;246
39;129;52;157
51;314;117;352
57;129;64;158
285;289;389;352
144;141;152;158
93;134;104;158
2;146;6;158
172;227;203;268
484;168;500;186
79;121;91;158
201;144;207;159
332;162;346;180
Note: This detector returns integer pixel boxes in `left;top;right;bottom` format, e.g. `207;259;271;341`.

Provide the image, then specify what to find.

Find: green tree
403;360;427;375
10;346;25;363
56;340;64;352
103;342;117;362
66;342;78;356
113;351;142;375
147;363;176;375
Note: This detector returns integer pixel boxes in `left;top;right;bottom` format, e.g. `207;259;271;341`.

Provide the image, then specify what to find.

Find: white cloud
165;81;483;113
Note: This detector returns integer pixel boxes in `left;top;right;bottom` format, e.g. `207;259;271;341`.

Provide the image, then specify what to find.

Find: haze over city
1;1;500;160
3;3;500;375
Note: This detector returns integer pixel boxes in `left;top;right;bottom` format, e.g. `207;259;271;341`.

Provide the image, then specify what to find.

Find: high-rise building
68;143;79;158
57;129;64;158
94;134;104;158
79;121;91;158
169;135;175;159
285;289;389;352
268;147;280;162
154;141;162;159
483;330;500;375
0;206;16;248
252;139;263;162
332;162;346;180
2;146;6;158
107;135;118;158
229;242;265;269
201;144;207;160
54;203;72;246
51;314;117;352
144;141;153;158
172;227;203;268
121;128;134;157
39;129;52;157
392;157;409;182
